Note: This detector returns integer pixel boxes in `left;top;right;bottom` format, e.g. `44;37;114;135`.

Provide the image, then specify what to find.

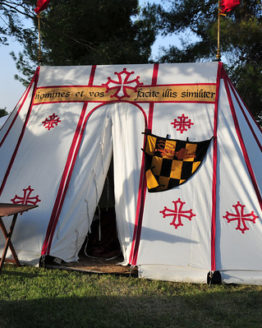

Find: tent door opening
79;157;123;262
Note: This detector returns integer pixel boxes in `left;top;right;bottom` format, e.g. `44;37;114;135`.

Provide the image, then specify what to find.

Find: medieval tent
0;62;261;284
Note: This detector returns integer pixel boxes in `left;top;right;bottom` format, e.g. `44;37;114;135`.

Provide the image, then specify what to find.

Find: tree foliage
0;108;8;117
0;0;33;44
1;0;261;121
1;0;157;83
157;0;262;122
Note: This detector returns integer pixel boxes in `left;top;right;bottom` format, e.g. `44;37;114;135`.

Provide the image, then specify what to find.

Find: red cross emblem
160;198;196;229
223;201;259;234
11;186;41;206
171;114;194;134
42;113;61;130
103;68;142;100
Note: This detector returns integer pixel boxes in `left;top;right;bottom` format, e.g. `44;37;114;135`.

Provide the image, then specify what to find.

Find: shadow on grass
0;291;262;328
1;269;41;278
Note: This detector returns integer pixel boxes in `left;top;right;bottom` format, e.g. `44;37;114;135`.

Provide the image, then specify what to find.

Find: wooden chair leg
0;217;20;266
0;214;20;271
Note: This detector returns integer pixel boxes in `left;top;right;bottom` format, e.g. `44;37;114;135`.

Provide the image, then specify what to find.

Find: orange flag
220;0;240;13
35;0;50;14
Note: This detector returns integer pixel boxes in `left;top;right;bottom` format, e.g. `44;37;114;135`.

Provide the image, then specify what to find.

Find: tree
0;108;8;118
156;0;262;122
0;1;34;44
0;0;157;84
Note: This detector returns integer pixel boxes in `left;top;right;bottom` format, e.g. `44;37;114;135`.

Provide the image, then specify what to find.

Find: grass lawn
0;264;262;328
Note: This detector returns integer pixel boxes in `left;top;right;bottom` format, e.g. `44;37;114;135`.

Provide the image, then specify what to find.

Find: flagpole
37;13;42;64
216;0;221;61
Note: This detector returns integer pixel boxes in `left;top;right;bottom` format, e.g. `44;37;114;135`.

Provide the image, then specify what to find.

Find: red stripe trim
0;70;38;147
0;67;40;196
42;66;97;255
148;64;159;129
34;82;216;90
76;102;148;132
228;79;262;151
89;65;97;86
223;75;262;211
41;103;88;255
41;103;87;254
47;105;90;253
129;63;159;265
227;78;262;134
129;133;147;265
211;62;223;272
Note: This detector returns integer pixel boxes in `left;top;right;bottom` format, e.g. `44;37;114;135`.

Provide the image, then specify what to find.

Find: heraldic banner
144;134;212;192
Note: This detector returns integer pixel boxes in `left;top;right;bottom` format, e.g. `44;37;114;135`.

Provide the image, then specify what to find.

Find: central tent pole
37;13;42;64
216;0;221;61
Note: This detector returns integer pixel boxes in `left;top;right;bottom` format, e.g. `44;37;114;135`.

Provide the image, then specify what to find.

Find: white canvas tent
0;62;261;284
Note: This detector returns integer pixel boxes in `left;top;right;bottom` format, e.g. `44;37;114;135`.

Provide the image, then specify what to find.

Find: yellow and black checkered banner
144;134;212;192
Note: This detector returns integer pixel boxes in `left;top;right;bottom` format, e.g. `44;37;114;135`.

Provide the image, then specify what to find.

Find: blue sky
0;0;177;113
1;40;25;112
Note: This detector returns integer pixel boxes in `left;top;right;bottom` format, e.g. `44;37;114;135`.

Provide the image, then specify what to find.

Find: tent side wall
137;65;262;285
214;73;262;284
0;75;38;191
135;63;220;283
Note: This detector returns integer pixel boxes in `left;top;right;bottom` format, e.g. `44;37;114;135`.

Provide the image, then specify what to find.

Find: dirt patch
47;255;138;276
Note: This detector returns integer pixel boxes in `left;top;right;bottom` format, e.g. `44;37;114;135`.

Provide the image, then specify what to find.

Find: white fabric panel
229;84;262;193
0;83;35;184
137;150;213;270
137;101;215;271
93;64;155;86
38;66;94;86
233;87;262;140
157;62;218;84
151;102;214;141
220;270;262;285
140;266;262;285
215;81;262;271
138;265;207;284
38;63;218;89
111;102;146;263
0;102;85;262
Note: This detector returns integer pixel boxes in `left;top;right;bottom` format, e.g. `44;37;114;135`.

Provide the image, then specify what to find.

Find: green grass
0;265;262;328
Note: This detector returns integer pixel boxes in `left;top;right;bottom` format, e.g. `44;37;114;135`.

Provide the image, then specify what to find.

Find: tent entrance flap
79;157;123;261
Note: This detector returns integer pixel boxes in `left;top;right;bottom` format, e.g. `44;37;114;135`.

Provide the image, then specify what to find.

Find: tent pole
216;0;221;61
37;13;42;64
